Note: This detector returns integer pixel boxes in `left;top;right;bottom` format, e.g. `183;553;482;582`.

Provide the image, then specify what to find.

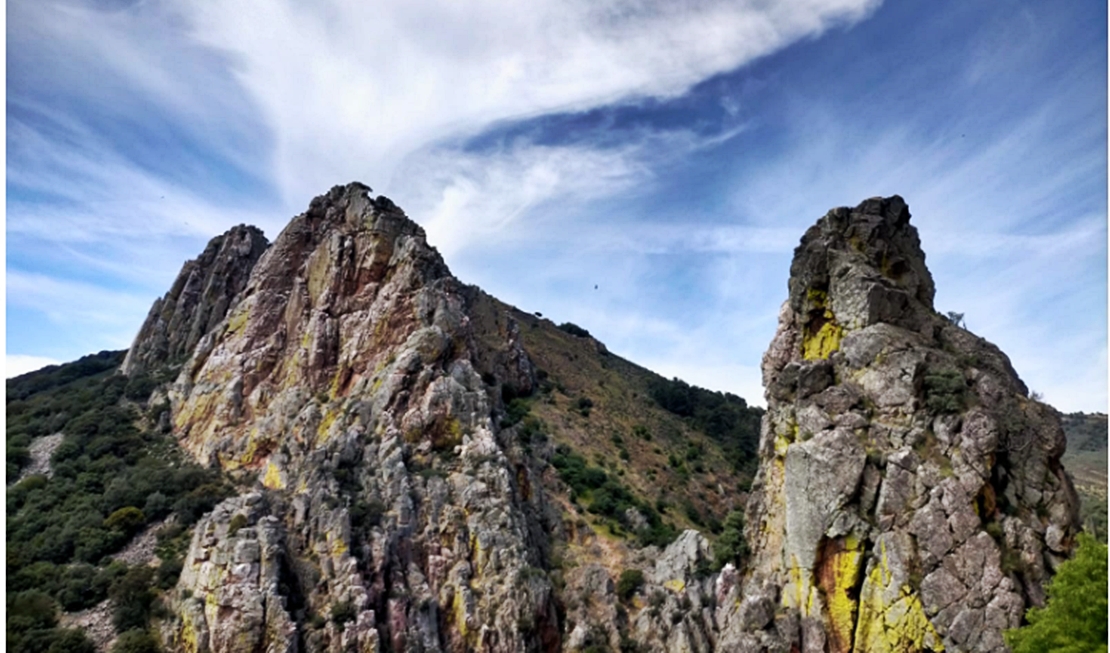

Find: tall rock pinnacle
717;196;1079;652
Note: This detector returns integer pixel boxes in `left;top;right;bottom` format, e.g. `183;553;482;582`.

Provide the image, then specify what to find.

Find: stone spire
718;196;1080;653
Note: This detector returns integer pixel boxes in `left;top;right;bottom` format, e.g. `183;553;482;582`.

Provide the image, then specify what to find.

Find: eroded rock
723;196;1080;653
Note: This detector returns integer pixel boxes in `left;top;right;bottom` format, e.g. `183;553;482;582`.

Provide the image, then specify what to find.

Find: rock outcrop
122;225;269;376
718;196;1080;652
127;187;1079;653
156;183;561;653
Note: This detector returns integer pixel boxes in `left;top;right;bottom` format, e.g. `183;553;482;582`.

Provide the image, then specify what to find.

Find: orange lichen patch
975;483;998;519
516;465;532;501
817;534;864;653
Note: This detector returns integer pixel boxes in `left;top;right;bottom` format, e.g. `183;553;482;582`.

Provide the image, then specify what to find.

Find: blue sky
7;0;1107;413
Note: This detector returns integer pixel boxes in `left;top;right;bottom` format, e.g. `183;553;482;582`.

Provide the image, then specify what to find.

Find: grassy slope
470;293;758;556
1060;412;1107;540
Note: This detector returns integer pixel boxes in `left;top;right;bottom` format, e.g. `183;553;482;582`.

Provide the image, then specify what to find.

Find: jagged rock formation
158;183;561;653
717;196;1080;652
123;187;1080;653
122;225;269;376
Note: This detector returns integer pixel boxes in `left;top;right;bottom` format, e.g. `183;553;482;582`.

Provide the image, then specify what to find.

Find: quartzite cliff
118;185;1078;653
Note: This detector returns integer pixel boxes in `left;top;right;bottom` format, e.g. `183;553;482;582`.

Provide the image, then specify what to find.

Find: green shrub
47;628;98;653
123;375;157;402
713;510;750;570
104;507;146;535
616;569;644;602
923;369;966;414
154;558;184;590
1005;533;1107;652
110;629;160;653
109;567;155;632
330;601;357;626
557;323;591;338
500;398;531;429
647;377;762;472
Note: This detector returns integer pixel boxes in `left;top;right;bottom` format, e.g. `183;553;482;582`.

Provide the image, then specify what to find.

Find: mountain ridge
6;184;1082;653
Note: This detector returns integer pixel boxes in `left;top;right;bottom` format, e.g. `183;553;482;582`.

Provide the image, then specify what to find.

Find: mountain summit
74;187;1076;653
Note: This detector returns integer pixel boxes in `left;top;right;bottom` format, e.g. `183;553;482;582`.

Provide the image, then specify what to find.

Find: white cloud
178;0;881;207
6;356;64;379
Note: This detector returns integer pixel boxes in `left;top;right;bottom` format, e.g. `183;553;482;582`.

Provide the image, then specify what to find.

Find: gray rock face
160;184;561;653
721;196;1080;653
139;189;1079;653
122;224;269;377
165;493;298;653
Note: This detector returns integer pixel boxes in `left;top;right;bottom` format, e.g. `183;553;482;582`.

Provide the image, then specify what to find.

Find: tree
713;509;750;570
944;311;965;328
616;569;644;602
47;628;98;653
1004;533;1108;653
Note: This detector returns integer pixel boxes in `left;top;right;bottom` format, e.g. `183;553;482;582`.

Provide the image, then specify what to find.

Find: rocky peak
157;183;560;653
718;197;1079;653
122;224;268;377
787;195;935;343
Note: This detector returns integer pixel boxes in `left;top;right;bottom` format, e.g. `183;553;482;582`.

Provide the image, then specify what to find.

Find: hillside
1060;412;1108;540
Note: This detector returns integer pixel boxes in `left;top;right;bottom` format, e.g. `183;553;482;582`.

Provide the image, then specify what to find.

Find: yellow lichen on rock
663;579;686;593
226;305;250;334
180;608;200;653
262;461;285;490
822;535;864;653
851;544;944;653
774;421;799;457
783;555;808;610
316;410;338;446
803;311;844;360
328;531;348;557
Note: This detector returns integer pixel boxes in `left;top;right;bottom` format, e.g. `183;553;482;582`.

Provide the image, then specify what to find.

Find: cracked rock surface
135;188;1078;653
157;184;559;653
717;196;1079;653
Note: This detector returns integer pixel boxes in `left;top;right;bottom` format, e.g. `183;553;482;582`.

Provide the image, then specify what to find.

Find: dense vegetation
6;355;231;653
647;377;762;477
1004;533;1107;653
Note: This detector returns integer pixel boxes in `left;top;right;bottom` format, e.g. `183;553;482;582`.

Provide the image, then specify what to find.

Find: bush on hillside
1004;533;1107;653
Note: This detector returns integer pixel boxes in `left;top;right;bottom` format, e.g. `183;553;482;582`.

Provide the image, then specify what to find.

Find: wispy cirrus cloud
7;0;1105;414
180;0;881;208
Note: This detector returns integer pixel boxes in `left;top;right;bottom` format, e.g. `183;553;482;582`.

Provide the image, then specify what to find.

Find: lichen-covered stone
155;184;560;653
723;196;1080;653
123;225;268;377
135;189;1080;653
